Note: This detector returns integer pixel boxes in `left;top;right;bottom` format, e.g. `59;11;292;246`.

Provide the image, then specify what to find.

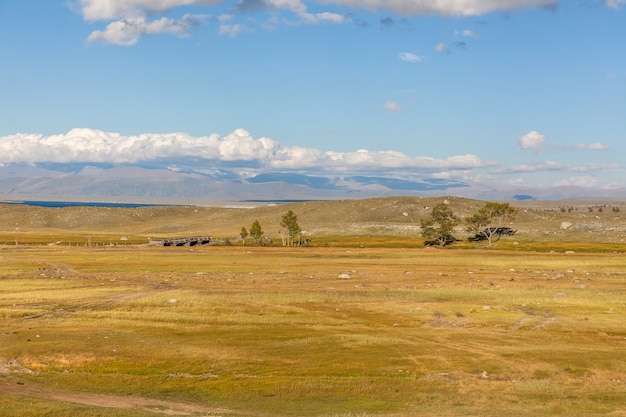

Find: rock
338;273;351;279
560;222;572;230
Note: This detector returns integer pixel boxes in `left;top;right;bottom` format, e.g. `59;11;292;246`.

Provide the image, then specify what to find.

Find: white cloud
517;132;609;153
461;29;479;38
573;142;608;151
314;12;347;23
318;0;558;16
518;130;546;150
606;0;626;9
86;14;207;45
384;101;402;112
497;162;619;174
78;0;599;20
553;176;602;188
74;0;623;45
218;129;278;160
265;0;346;24
0;128;495;174
502;161;564;173
78;0;221;21
77;0;556;21
398;52;424;63
435;43;448;53
77;0;346;43
219;23;247;37
569;163;620;172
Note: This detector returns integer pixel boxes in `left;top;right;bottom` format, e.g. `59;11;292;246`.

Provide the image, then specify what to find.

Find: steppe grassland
1;243;626;416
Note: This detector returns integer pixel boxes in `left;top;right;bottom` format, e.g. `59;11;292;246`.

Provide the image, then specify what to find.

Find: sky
0;0;625;192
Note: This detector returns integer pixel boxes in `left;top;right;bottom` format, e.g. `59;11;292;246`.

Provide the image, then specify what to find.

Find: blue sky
0;0;625;192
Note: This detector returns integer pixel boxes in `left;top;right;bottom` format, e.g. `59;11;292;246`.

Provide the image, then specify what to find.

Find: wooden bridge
161;236;212;247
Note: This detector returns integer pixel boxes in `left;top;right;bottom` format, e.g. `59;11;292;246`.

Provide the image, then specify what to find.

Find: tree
240;226;248;246
280;210;301;246
420;203;460;247
466;202;518;246
249;220;263;245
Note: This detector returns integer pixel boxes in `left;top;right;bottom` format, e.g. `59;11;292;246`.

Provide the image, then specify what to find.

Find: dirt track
0;377;231;416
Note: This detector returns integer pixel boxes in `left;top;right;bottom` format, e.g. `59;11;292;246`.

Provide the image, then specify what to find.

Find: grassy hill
1;196;625;249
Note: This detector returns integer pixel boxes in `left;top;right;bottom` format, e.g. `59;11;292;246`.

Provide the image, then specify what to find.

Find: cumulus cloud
76;0;581;20
518;130;546;150
74;0;586;45
518;131;608;153
77;0;348;43
78;0;222;21
398;52;424;63
0;128;496;174
87;14;206;45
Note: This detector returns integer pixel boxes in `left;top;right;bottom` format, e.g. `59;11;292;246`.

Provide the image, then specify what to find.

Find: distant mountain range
0;163;624;204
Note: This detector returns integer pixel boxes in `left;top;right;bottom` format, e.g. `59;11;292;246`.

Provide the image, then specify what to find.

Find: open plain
1;197;625;416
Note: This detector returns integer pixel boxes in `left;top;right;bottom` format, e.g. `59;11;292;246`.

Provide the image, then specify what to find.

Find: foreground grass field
1;243;626;416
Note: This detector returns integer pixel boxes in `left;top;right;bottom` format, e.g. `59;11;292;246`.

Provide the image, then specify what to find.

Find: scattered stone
338;273;351;279
167;299;177;303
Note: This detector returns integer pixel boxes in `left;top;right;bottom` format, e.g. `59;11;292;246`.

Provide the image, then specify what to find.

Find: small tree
466;202;518;246
280;210;301;246
250;220;263;245
420;203;460;247
240;226;248;246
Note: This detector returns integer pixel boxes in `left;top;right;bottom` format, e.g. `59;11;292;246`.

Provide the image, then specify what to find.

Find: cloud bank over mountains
0;128;493;175
2;127;620;201
0;126;621;201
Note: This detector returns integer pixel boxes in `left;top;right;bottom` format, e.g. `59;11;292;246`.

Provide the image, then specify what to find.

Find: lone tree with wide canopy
466;202;518;246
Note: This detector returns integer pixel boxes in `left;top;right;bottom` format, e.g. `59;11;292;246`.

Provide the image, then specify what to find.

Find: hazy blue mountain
0;163;624;203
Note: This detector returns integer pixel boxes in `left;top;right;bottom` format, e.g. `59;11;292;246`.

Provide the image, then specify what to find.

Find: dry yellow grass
1;198;625;416
1;241;626;416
